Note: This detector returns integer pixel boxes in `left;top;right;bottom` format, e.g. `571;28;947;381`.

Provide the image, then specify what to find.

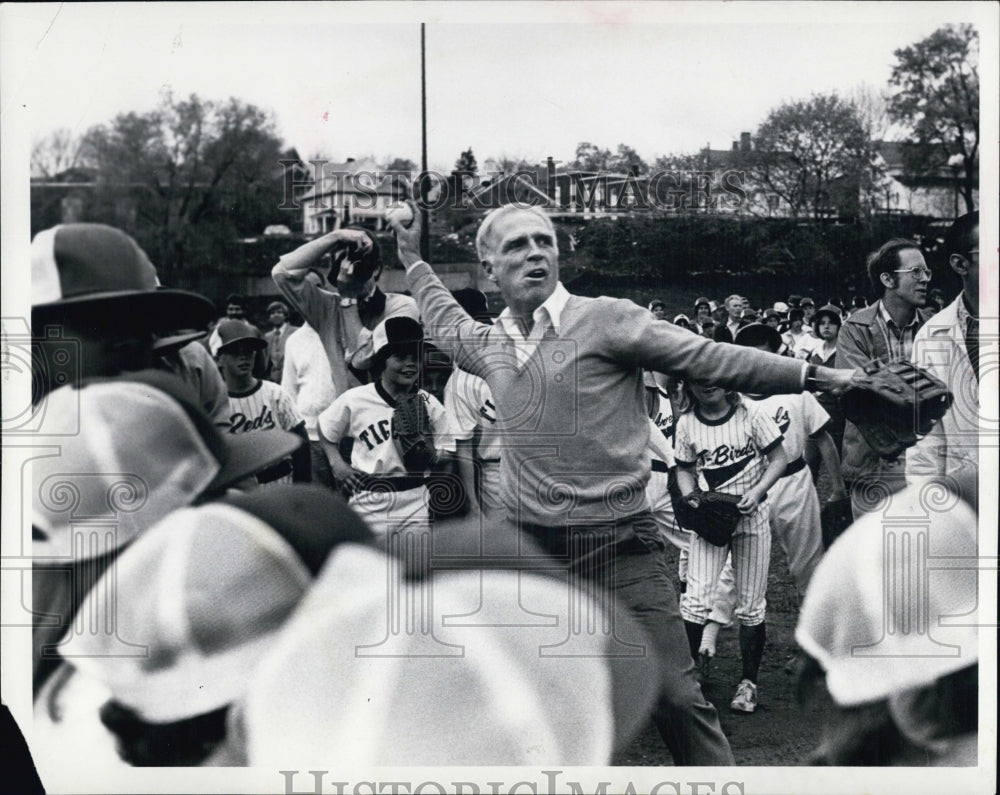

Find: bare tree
31;128;87;178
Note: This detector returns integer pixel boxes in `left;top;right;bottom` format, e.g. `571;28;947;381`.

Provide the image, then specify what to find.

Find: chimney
732;141;739;151
740;132;751;152
346;157;355;163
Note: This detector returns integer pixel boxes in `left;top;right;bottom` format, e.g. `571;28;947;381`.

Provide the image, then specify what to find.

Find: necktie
965;315;979;382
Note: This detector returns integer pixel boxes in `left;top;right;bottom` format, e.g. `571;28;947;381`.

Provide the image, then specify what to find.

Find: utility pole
420;23;430;263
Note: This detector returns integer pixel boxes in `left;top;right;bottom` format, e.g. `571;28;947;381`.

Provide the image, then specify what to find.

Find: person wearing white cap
317;316;456;536
30;370;304;698
32;485;374;778
795;482;979;765
244;540;660;766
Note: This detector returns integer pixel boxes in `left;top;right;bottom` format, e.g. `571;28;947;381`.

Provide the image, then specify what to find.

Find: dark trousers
520;512;734;766
309;440;336;489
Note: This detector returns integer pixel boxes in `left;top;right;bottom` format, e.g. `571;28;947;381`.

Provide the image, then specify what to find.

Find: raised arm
387;203;494;372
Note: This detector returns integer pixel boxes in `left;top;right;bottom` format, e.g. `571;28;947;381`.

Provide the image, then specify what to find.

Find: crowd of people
20;203;980;776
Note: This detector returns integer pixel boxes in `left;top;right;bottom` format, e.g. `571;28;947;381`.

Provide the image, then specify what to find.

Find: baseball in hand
385;203;414;229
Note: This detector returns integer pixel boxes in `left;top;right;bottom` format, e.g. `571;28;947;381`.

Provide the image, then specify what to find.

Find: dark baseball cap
734;323;782;353
31;224;215;333
214;319;268;355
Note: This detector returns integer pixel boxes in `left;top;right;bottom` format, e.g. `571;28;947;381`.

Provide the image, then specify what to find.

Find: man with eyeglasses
838;238;934;516
907;211;980;511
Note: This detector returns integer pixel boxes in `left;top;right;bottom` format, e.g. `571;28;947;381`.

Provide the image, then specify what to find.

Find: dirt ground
613;538;839;766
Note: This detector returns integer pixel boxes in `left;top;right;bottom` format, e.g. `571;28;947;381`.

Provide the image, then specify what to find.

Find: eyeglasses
893;266;933;279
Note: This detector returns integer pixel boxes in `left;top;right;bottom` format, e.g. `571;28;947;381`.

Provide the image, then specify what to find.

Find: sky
2;2;994;172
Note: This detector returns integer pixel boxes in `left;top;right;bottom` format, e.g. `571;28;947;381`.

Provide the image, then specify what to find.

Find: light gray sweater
407;262;807;526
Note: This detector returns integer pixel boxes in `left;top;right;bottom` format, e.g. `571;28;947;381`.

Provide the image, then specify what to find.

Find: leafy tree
887;24;979;212
483;154;536;176
454;147;478;174
609;144;649;175
746;93;878;220
80;93;289;278
386;157;418;174
570;141;613;172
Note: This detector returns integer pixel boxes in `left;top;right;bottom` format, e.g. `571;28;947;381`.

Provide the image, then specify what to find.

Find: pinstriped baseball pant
679;502;771;626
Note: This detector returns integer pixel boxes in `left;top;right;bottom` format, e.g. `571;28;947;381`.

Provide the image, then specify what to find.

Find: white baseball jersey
742;392;829;463
443;368;501;462
318;383;455;476
225;379;304;486
281;323;336;442
744;391;828;597
673;401;783;496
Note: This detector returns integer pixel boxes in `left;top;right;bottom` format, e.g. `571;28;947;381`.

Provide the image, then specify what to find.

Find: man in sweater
388;203;860;766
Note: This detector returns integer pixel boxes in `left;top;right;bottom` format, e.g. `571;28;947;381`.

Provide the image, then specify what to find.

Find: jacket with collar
905;295;978;508
837;302;932;482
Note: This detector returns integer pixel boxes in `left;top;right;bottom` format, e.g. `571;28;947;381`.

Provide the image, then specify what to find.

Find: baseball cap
741;307;759;321
213;319;268;356
244;545;660;765
451;288;493;324
648;299;667;311
58;485;373;722
734;323;781;353
772;301;789;314
330;227;382;279
763;308;781;321
31;370;303;559
371;316;424;359
31;224;214;332
787;294;802;307
694;297;711;309
796;484;978;707
673;313;691;325
811;304;843;327
266;300;288;314
800;297;815;307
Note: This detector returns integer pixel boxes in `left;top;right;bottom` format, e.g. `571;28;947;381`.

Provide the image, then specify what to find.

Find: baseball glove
672;487;742;547
393;391;438;472
840;360;953;459
820;495;854;550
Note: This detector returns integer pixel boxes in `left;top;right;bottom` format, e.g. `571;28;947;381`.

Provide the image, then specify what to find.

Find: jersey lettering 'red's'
229;406;276;433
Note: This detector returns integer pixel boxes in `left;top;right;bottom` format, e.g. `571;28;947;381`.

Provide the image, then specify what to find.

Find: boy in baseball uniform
735;323;847;600
674;380;788;714
318;317;456;536
214;319;310;486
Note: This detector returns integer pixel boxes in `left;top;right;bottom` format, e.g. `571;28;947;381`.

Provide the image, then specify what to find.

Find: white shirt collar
498;282;571;336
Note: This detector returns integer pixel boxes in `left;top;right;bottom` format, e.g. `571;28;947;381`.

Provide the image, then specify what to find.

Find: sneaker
730;679;757;713
697;649;713;681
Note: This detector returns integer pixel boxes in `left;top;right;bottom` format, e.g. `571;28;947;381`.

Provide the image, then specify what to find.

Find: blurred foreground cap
60;485;372;722
245;544;659;765
796;483;979;706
